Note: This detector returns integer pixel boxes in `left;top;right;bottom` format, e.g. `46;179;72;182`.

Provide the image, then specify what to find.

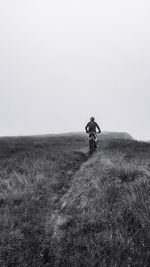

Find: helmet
90;117;95;122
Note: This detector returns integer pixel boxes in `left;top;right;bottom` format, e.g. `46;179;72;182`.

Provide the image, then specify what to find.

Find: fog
0;0;150;140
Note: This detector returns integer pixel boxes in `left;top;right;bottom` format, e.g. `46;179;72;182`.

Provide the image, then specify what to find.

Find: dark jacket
85;121;101;133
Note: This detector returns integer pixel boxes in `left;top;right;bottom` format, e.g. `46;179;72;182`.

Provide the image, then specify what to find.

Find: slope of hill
0;132;150;266
102;131;134;140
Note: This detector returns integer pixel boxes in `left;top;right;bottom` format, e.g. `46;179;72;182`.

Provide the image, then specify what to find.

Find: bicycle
88;131;100;154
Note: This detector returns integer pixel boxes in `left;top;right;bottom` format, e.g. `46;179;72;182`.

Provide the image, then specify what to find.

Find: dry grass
48;137;150;267
0;134;88;266
1;133;150;266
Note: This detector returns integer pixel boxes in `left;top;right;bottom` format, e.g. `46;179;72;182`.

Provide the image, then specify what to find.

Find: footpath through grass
49;134;150;267
1;133;150;266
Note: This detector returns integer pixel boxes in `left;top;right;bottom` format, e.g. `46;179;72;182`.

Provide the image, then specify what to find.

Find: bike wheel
89;139;95;154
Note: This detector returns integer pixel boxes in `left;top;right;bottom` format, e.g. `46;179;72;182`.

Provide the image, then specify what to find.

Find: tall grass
0;134;88;266
1;134;150;266
48;138;150;267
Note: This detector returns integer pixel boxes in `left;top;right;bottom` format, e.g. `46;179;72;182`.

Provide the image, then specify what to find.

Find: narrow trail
41;134;136;265
44;141;110;243
47;136;132;242
51;149;89;209
48;140;107;223
41;149;90;262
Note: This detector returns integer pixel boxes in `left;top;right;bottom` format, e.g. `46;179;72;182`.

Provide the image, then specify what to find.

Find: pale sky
0;0;150;140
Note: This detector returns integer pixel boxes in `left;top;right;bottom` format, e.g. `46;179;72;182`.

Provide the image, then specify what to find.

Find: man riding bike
85;117;101;150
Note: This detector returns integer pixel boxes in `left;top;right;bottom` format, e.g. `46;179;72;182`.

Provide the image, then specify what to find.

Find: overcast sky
0;0;150;140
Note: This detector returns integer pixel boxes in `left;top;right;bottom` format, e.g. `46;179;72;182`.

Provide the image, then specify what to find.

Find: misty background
0;0;150;140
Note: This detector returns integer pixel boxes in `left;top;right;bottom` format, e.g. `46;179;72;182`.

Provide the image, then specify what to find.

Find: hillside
0;132;150;266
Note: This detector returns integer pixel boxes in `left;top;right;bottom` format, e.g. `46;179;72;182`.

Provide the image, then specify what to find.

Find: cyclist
85;117;101;148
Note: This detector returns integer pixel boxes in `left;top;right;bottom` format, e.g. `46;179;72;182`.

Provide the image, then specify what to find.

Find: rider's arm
85;123;89;133
96;123;101;133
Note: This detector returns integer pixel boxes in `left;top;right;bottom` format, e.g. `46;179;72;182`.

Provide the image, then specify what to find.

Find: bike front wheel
89;139;95;154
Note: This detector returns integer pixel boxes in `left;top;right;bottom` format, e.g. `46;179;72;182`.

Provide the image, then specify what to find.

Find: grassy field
0;134;88;267
0;132;150;266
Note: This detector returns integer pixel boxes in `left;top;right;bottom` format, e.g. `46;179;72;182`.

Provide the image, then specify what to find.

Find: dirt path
41;134;134;265
46;140;108;235
41;149;90;264
48;136;127;239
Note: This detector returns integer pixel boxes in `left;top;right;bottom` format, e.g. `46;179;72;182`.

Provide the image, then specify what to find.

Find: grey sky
0;0;150;140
